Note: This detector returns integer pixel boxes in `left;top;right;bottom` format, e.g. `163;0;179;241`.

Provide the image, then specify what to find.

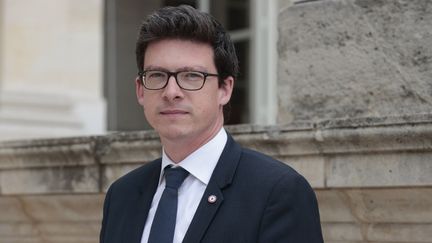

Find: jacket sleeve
99;184;113;243
257;172;324;243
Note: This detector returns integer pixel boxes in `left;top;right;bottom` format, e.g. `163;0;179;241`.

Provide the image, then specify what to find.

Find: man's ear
219;76;234;106
135;77;145;105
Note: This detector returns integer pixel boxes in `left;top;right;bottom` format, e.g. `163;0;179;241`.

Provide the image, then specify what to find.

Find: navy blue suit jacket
100;134;323;243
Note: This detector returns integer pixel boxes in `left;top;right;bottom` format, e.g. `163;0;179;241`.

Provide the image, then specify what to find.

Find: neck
162;124;223;163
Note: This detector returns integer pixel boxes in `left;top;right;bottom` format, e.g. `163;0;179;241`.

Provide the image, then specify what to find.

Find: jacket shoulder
108;159;161;191
239;147;301;179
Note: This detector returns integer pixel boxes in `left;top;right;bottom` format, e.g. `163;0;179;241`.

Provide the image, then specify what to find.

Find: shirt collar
160;128;227;185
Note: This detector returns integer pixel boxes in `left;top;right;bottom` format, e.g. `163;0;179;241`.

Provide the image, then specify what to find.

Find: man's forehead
145;38;213;50
143;39;216;69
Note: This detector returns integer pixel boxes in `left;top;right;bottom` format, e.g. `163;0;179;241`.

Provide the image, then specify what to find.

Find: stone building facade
0;0;431;242
0;0;106;141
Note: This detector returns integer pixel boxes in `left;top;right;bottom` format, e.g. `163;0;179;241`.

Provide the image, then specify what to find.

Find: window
210;0;251;124
104;0;277;130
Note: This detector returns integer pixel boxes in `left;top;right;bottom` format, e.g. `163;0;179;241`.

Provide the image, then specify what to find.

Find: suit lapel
183;135;242;242
124;160;161;243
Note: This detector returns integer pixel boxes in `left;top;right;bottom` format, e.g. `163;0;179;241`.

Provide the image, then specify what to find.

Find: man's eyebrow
143;65;168;71
144;65;210;72
176;66;209;72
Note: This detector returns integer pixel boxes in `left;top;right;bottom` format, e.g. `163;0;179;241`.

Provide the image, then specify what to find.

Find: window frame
200;0;278;125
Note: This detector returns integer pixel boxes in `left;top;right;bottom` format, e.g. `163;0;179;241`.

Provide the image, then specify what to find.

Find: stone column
276;0;432;242
277;0;432;123
0;0;105;141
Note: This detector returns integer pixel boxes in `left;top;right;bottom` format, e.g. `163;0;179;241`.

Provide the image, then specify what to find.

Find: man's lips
159;109;189;115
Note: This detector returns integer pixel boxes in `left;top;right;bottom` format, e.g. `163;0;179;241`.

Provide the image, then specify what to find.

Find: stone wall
273;1;432;241
0;0;106;141
1;115;431;242
278;0;432;123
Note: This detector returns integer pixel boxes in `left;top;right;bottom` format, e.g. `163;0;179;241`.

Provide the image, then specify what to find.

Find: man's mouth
160;110;189;115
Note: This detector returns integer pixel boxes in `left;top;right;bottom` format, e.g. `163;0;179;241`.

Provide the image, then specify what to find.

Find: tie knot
164;166;189;190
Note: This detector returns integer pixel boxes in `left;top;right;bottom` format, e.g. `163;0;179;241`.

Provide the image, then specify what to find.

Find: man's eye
147;72;166;79
184;72;203;80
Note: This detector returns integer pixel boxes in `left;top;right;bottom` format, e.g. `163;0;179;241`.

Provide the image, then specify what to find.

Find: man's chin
156;126;190;140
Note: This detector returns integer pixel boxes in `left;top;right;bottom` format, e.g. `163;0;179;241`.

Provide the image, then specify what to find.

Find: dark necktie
148;166;189;243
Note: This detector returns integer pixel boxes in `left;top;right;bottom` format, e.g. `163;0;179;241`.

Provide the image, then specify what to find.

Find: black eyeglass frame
138;70;220;91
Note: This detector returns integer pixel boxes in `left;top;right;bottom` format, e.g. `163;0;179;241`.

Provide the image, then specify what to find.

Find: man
100;5;323;243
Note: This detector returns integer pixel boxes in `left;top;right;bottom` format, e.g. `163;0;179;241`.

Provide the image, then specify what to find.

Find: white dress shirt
141;128;228;243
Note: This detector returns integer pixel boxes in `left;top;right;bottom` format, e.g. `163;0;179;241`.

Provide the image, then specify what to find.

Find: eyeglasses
138;70;219;91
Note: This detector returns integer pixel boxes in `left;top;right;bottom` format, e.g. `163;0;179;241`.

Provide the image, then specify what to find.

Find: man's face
136;39;233;145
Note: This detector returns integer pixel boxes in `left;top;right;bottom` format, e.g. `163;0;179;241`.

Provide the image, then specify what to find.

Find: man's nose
162;75;183;99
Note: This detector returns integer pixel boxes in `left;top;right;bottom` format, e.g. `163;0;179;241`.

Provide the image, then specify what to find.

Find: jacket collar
182;134;242;242
125;159;161;243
